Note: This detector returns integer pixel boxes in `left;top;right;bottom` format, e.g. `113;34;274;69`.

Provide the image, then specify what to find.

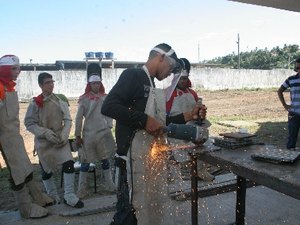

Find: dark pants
110;158;137;225
287;112;300;149
116;166;130;211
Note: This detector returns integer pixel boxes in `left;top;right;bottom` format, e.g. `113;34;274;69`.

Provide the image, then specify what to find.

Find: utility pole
237;33;240;69
198;42;200;63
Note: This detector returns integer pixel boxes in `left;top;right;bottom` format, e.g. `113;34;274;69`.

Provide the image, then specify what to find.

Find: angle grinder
163;123;209;144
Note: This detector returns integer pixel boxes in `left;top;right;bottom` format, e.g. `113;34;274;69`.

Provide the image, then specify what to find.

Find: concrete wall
16;68;293;101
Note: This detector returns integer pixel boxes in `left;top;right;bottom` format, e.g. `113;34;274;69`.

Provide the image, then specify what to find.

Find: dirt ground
0;89;289;212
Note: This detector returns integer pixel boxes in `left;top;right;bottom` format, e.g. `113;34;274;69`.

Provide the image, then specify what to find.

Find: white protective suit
0;89;51;218
0;91;33;185
24;93;73;173
75;93;116;162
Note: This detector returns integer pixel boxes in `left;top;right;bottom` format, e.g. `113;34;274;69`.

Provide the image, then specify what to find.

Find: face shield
165;68;189;102
180;69;189;77
151;47;182;74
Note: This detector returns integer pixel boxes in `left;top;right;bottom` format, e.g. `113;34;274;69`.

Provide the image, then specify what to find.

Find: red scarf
33;94;44;108
0;80;16;100
78;82;106;102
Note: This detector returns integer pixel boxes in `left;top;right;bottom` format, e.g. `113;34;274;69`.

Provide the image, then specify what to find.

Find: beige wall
16;68;293;101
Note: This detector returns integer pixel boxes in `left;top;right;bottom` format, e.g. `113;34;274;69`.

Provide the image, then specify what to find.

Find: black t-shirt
101;68;154;155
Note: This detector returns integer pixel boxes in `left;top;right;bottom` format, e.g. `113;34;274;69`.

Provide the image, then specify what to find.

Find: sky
1;0;299;64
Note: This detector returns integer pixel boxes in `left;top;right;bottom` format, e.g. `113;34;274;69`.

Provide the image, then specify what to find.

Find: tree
204;44;300;69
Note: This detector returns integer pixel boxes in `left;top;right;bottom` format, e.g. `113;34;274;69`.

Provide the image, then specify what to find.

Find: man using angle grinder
102;43;209;225
165;58;214;182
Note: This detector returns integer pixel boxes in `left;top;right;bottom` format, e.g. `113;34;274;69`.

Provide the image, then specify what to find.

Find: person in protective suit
24;72;84;208
165;58;214;182
75;66;116;198
102;43;205;225
0;55;54;219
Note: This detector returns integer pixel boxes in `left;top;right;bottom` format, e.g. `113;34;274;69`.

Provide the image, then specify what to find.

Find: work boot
77;171;89;199
14;186;48;219
27;180;55;207
102;169;116;192
63;172;84;208
42;177;61;204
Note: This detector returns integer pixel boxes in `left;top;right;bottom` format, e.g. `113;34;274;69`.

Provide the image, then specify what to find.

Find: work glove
44;129;60;144
54;139;68;148
54;130;70;148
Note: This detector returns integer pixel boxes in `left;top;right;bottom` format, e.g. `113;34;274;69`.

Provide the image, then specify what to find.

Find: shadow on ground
255;121;288;147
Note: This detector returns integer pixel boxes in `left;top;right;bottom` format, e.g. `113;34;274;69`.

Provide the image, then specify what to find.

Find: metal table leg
236;175;246;225
190;151;198;225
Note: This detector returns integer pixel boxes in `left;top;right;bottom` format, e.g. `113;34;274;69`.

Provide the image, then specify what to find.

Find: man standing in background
0;55;54;219
165;57;214;182
25;72;84;208
278;58;300;150
75;65;116;198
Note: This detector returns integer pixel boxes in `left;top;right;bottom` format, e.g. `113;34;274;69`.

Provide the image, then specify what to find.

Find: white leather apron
168;91;197;162
0;91;33;185
169;90;196;116
80;97;115;162
34;96;73;173
128;66;171;225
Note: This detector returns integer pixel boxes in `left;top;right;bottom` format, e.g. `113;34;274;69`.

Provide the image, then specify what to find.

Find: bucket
85;52;94;58
105;52;114;59
95;52;104;58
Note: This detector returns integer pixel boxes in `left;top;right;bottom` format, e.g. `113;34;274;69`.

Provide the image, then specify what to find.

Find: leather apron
80;96;116;162
128;66;172;225
168;91;197;162
34;96;73;173
169;90;196;116
0;91;33;185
